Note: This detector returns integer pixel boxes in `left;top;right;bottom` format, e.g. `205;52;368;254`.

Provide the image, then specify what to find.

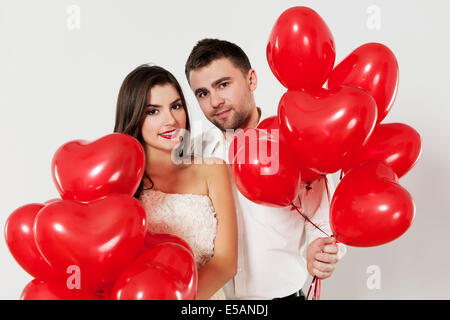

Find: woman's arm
195;158;238;300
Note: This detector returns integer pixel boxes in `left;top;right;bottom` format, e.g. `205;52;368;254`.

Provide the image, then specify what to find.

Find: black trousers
273;289;306;300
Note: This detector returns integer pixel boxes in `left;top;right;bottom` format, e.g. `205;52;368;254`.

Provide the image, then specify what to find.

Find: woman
114;64;237;300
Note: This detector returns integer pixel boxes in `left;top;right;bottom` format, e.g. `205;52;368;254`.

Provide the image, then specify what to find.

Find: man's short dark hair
185;38;252;83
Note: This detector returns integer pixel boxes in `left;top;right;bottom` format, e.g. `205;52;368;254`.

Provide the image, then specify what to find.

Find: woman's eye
172;103;182;110
147;109;158;115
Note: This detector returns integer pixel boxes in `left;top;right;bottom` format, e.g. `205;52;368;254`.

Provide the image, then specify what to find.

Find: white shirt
189;110;346;300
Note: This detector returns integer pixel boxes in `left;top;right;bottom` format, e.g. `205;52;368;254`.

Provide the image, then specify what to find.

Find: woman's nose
163;109;177;125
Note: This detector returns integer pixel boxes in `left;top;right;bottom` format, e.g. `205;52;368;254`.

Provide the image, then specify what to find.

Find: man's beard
211;106;251;131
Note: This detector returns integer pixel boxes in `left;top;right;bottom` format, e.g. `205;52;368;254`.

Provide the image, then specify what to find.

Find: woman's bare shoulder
184;157;227;179
184;156;226;167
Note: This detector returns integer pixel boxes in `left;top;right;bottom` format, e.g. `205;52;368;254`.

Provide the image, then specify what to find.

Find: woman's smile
158;129;179;139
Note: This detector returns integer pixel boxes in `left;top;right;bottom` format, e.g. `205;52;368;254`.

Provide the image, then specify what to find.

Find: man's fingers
313;260;335;273
311;237;338;255
315;237;336;248
309;237;339;279
315;252;338;264
323;236;336;244
323;244;338;254
312;268;331;280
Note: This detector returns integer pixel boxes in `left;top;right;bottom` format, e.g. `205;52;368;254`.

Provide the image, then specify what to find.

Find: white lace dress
139;189;226;300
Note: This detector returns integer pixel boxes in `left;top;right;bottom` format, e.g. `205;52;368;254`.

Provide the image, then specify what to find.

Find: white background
1;0;449;299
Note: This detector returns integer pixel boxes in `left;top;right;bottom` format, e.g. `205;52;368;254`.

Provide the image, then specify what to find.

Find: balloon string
306;276;315;299
291;176;331;237
290;202;330;238
292;176;334;300
313;277;318;300
306;276;321;300
323;175;331;205
305;182;312;195
291;193;328;301
291;201;327;301
318;277;322;299
322;175;337;243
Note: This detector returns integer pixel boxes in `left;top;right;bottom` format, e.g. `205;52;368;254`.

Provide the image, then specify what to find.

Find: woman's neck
144;146;181;179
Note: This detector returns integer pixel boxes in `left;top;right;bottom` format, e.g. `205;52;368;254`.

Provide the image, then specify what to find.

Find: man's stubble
211;106;252;132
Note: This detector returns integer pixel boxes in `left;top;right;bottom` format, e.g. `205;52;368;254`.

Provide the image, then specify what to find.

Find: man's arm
301;175;347;279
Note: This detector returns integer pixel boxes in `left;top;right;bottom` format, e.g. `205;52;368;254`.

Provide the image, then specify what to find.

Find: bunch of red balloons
4;133;197;299
230;6;421;247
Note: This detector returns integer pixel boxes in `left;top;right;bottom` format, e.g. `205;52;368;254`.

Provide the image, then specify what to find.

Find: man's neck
224;106;261;142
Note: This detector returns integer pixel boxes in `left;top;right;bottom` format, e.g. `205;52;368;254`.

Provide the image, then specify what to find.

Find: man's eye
198;92;207;98
220;82;229;88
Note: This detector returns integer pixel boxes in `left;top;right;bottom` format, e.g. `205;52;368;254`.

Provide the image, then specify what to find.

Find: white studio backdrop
1;0;449;299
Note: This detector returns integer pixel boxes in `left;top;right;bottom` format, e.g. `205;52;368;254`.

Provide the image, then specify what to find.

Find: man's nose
210;92;225;109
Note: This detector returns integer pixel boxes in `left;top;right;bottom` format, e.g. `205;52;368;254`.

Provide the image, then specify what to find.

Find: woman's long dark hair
114;64;191;199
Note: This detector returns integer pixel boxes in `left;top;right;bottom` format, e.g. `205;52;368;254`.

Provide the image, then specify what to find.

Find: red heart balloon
4;203;59;280
34;194;147;291
342;123;422;178
51;133;145;202
228;128;301;207
257;116;280;132
111;243;197;300
137;231;193;257
330;161;415;247
267;6;335;90
278;86;378;174
258;116;321;183
21;279;100;300
328;43;399;124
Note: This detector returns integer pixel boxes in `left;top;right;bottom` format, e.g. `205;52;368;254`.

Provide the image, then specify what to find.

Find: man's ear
247;69;257;92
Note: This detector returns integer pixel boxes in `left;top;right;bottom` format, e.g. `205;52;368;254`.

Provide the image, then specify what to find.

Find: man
185;38;346;300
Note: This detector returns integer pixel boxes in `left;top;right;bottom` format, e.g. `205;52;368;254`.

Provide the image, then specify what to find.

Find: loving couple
113;39;346;300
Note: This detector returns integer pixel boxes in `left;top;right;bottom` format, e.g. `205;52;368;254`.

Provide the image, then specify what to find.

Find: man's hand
306;237;339;280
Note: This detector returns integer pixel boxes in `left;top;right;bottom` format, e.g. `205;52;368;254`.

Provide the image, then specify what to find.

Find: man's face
189;57;255;131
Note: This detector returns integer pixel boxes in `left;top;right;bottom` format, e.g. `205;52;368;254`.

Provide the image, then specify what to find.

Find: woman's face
141;83;187;153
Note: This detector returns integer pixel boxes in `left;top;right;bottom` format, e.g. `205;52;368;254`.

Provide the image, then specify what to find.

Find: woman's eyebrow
171;98;182;105
147;98;181;108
